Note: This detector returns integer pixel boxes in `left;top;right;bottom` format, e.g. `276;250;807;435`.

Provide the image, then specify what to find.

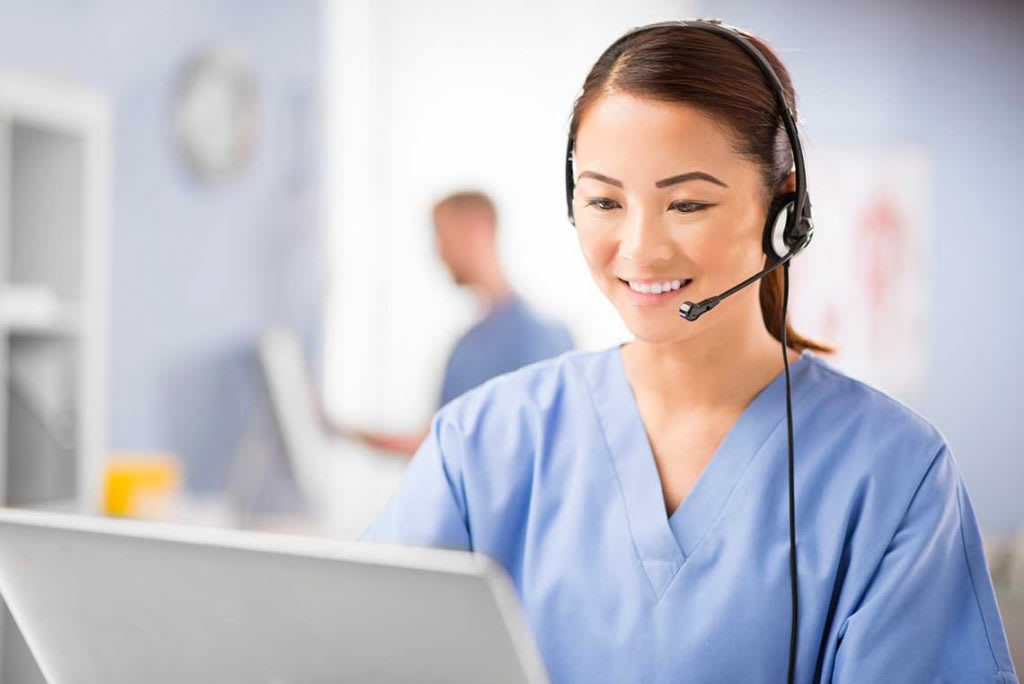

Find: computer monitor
0;508;550;684
257;326;331;515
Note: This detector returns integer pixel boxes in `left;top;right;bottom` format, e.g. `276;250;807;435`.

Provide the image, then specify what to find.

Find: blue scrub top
438;293;574;407
364;346;1018;683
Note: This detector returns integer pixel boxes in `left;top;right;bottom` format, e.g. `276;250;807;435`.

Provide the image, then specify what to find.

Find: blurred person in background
344;190;574;456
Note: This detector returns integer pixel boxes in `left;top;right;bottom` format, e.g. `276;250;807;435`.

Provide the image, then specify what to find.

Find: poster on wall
789;143;931;399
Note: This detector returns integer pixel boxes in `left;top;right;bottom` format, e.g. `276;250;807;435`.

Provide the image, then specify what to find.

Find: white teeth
627;279;688;294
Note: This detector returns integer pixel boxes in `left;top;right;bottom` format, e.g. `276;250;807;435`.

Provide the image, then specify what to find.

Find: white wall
324;0;691;429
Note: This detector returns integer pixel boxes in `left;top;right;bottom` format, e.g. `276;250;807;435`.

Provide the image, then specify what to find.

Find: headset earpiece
763;191;814;263
763;192;796;262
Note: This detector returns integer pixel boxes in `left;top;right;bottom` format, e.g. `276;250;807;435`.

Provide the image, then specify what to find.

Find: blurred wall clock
173;46;260;184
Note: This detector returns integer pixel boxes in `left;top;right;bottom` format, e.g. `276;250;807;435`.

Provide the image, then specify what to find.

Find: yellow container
103;453;182;518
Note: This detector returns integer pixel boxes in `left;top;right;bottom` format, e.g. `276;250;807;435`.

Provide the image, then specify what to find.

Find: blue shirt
364;346;1018;683
438;294;574;407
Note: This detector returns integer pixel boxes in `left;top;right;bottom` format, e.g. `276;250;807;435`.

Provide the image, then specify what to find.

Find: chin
620;313;699;346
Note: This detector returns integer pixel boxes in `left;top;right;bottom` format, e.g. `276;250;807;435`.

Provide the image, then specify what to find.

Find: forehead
573;93;745;181
433;205;465;224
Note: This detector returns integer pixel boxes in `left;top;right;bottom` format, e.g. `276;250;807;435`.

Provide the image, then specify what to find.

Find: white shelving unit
0;71;110;683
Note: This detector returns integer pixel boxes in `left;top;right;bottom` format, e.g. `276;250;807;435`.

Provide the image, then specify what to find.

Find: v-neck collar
583;344;816;598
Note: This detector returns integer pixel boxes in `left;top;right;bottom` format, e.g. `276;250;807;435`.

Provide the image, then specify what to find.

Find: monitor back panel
0;511;549;684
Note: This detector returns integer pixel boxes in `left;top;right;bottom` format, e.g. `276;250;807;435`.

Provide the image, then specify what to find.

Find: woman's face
572;94;771;347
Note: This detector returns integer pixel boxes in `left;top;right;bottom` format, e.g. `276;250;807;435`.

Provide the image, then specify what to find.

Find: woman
362;20;1017;683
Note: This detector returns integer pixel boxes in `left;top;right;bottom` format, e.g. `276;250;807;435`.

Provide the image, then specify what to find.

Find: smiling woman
361;19;1018;684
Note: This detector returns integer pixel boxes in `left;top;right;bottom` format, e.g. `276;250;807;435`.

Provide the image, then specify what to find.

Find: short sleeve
832;445;1018;683
359;410;471;551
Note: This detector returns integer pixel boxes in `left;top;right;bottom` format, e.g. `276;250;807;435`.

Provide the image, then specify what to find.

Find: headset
564;19;813;684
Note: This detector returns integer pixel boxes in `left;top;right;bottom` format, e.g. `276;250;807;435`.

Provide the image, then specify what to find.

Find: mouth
618;277;693;305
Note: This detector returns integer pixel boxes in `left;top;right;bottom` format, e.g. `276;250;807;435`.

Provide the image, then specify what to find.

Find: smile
622;278;688;294
617;277;693;306
619;277;692;294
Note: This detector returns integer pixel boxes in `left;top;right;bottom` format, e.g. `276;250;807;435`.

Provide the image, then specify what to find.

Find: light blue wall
698;0;1024;529
2;0;1019;527
0;0;324;491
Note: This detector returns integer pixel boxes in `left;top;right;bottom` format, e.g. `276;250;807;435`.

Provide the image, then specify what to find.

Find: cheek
576;228;617;278
691;208;764;273
689;229;736;270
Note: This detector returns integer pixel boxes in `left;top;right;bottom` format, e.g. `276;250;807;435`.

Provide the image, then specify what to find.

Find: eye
584;197;621;212
669;200;710;214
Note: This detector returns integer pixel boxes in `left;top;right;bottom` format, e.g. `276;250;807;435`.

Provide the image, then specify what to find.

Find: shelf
16;498;81;514
0;69;110;684
2;317;79;338
0;288;80;337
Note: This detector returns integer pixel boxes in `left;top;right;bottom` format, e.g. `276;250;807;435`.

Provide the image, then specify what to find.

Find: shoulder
430;346;611;478
452;298;571;352
438;346;602;434
802;352;947;457
425;348;607;516
503;297;574;339
797;353;959;530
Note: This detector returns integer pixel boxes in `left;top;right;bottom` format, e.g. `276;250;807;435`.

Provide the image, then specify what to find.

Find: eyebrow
656;171;729;189
577;170;729;189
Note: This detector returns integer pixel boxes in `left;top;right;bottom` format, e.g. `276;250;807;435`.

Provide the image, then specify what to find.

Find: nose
618;205;674;264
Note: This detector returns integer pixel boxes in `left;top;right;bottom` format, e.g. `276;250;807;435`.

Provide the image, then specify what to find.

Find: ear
779;170;796;195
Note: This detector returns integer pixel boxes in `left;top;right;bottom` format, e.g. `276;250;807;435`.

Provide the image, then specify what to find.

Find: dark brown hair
569;24;833;354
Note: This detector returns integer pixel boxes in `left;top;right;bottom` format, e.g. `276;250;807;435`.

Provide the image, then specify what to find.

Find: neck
470;264;513;311
622;308;799;413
